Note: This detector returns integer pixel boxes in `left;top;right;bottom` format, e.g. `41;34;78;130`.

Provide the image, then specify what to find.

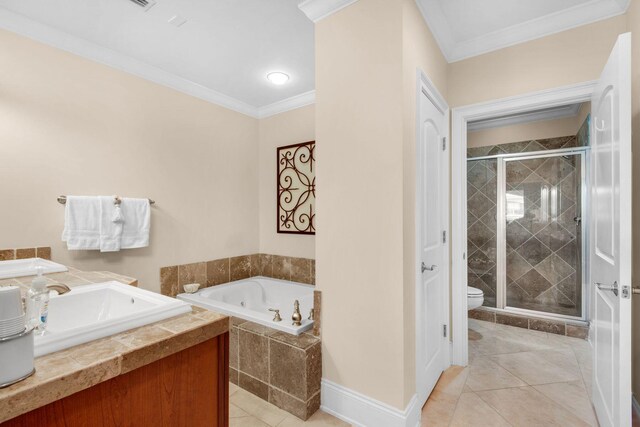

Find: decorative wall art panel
277;141;315;234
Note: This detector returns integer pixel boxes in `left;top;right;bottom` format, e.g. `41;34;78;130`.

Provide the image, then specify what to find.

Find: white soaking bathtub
177;277;314;335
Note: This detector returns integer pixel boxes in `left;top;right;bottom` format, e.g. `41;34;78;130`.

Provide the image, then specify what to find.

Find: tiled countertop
0;268;229;424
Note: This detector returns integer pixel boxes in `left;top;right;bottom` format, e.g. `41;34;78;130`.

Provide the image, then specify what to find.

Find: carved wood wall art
277;141;315;234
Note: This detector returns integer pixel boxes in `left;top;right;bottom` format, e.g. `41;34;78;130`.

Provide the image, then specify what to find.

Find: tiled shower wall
467;117;589;318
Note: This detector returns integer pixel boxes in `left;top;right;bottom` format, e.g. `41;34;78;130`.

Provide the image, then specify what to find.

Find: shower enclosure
467;144;587;320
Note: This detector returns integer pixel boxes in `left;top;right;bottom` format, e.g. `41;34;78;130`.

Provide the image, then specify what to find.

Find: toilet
467;286;484;310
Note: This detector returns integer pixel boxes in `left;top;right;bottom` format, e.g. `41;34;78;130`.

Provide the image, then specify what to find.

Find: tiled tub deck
229;317;321;421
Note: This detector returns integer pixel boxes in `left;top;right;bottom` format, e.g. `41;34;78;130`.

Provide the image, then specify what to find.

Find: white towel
61;196;101;250
99;196;124;252
119;198;150;249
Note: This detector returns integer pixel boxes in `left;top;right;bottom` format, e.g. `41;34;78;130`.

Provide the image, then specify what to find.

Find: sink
0;258;68;279
34;281;191;357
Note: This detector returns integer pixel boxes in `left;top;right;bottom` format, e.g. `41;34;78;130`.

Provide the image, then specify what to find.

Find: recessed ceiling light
267;72;290;85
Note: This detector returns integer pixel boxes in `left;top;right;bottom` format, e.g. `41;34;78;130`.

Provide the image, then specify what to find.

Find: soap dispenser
26;266;49;335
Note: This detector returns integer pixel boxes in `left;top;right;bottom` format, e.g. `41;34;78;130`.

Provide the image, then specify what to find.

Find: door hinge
442;230;447;244
442;137;447;151
443;325;447;337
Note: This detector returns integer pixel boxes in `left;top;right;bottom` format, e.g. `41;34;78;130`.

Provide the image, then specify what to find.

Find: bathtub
177;277;314;335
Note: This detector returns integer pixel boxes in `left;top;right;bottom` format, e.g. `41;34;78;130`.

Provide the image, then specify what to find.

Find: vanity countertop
0;268;229;424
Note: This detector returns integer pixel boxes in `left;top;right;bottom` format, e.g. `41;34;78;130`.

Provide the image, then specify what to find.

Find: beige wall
467;103;590;147
401;0;449;405
627;0;640;402
316;0;448;410
0;29;260;292
448;16;627;107
258;105;316;259
316;0;407;410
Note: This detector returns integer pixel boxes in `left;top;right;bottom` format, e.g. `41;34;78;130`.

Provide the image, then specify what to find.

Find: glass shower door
467;158;498;308
503;153;584;318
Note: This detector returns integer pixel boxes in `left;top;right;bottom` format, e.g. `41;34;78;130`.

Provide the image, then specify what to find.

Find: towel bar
57;195;156;205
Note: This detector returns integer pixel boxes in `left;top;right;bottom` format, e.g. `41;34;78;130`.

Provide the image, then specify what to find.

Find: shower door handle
596;281;618;296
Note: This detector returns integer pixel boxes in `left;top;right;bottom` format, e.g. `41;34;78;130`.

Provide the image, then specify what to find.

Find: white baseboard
320;379;421;427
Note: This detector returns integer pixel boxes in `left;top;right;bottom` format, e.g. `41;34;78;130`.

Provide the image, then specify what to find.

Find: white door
416;81;449;407
590;32;632;427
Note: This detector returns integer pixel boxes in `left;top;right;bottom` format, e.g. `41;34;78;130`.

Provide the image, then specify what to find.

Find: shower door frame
450;80;597;366
478;147;590;322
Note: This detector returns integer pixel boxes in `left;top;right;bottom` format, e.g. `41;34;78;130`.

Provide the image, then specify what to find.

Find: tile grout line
468;389;515;427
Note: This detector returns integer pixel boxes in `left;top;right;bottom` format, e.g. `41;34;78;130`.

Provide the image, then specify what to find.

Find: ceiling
0;0;315;117
416;0;630;62
0;0;631;117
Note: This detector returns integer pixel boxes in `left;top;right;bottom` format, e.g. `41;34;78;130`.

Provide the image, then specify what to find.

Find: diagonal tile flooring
229;382;351;427
422;319;596;426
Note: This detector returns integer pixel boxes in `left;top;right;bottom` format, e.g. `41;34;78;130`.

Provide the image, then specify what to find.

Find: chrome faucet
46;283;71;295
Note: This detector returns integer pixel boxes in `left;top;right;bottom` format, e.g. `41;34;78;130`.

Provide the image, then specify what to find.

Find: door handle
421;262;438;273
596;281;618;296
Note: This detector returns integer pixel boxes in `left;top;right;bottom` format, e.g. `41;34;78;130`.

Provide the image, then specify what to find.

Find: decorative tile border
229;317;321;420
469;308;589;339
0;247;52;261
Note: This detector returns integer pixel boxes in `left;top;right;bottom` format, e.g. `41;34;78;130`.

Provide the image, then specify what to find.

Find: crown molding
468;103;581;132
258;90;315;118
298;0;359;23
416;0;630;63
0;8;318;119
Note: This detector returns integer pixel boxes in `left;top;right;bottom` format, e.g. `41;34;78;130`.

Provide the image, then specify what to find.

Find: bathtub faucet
268;308;282;322
292;300;302;327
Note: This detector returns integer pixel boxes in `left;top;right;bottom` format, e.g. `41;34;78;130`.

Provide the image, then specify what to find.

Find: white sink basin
34;281;191;357
0;258;68;279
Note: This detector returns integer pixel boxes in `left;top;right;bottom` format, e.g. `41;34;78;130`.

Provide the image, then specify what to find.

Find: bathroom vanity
0;268;229;426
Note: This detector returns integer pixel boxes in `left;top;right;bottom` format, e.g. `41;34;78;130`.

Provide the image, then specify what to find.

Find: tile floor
422;319;596;426
230;382;350;427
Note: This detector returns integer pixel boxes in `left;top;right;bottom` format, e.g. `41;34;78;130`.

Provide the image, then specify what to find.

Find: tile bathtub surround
469;308;589;339
160;253;316;297
312;290;321;337
230;318;322;420
0;247;52;261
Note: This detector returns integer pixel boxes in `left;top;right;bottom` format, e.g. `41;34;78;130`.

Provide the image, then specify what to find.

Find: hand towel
61;196;101;250
119;198;150;249
99;196;124;252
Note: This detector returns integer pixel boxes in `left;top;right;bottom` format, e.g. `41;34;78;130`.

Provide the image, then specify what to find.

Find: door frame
415;69;450;402
450;80;597;366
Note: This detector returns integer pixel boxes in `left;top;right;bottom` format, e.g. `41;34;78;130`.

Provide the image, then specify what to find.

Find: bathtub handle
268;308;282;322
